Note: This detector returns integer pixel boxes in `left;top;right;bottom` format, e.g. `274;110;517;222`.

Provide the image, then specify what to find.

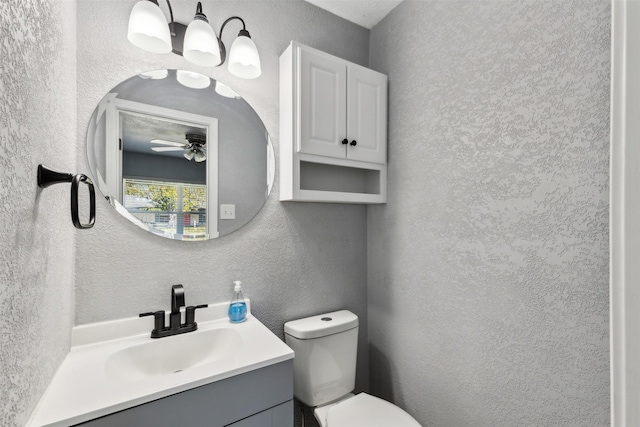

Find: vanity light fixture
182;2;221;67
127;0;172;53
176;70;211;89
214;81;241;99
127;0;262;79
139;69;169;79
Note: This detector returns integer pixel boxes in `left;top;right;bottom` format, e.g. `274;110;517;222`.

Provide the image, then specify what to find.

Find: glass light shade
215;81;241;99
176;70;211;89
194;150;207;162
127;1;172;54
184;150;195;161
139;69;168;79
228;35;261;79
183;19;221;67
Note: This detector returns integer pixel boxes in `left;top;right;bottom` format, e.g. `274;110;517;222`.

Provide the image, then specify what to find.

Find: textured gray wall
0;1;77;426
1;1;611;426
75;0;370;408
368;1;610;425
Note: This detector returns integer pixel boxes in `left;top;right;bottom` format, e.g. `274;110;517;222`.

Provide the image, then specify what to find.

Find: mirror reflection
86;70;274;241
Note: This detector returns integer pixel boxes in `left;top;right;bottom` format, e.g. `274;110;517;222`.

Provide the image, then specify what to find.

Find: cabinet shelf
281;155;386;203
300;162;381;195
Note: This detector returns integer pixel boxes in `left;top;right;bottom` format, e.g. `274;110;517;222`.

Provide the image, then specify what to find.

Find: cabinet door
226;400;293;427
346;64;387;164
299;47;347;159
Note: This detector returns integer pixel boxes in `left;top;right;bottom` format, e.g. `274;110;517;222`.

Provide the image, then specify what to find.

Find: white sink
105;327;242;381
27;301;294;427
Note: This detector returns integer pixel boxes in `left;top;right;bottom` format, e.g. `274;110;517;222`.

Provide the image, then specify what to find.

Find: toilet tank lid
284;310;358;340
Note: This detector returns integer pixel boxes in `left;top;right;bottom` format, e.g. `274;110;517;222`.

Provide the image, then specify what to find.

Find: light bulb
194;150;207;162
176;70;211;89
228;30;261;79
139;69;168;79
127;0;172;54
183;4;221;67
215;81;241;98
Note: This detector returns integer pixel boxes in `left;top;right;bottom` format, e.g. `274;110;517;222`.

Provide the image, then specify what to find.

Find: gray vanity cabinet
76;360;293;427
226;401;292;427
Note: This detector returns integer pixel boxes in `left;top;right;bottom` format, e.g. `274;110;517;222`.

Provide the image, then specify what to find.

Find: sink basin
105;327;242;381
27;302;294;427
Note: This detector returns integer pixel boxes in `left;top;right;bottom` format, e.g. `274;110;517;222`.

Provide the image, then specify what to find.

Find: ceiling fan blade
150;139;187;147
151;146;186;152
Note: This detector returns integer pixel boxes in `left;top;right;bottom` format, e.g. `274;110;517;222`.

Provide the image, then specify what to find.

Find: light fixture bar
216;16;246;65
169;22;187;56
127;0;262;79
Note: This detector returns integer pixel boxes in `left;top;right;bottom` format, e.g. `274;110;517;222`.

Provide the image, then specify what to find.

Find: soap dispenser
228;280;247;323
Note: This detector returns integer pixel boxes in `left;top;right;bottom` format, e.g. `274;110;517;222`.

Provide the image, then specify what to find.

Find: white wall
368;1;610;425
0;1;77;426
74;0;371;410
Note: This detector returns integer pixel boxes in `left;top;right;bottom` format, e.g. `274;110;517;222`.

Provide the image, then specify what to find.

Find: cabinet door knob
350;140;357;146
341;138;349;145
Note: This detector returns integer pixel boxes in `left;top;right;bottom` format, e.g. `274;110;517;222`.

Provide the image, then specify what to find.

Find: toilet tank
284;310;359;407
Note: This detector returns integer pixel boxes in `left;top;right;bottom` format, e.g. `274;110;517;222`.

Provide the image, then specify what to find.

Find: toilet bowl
284;310;421;427
314;392;421;427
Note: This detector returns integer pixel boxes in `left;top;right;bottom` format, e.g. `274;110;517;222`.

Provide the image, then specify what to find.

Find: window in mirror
123;178;208;240
104;99;219;239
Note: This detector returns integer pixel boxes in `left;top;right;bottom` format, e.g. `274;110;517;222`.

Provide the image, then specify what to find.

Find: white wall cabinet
299;45;387;164
280;41;388;203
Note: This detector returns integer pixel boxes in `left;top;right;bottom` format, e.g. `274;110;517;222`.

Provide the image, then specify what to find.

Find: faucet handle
140;310;166;333
185;304;208;326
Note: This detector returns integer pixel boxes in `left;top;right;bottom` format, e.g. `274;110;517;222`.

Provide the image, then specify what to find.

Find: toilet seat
322;393;421;427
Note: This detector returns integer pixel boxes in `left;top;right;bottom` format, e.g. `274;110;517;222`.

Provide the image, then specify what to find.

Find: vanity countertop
27;301;294;427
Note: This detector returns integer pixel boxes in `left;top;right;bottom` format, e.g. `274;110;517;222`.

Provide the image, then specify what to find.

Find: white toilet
284;310;421;427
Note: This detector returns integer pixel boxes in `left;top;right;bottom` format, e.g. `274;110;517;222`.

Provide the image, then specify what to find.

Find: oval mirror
86;69;274;241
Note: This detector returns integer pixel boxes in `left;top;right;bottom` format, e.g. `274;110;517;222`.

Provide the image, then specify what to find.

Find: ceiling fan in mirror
150;133;207;162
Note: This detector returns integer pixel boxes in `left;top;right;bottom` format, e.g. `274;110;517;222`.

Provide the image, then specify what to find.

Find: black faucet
139;284;208;338
170;284;185;330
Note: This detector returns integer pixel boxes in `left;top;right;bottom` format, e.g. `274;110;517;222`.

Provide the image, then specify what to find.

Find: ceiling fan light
184;150;196;161
228;30;261;79
194;150;207;162
127;0;172;54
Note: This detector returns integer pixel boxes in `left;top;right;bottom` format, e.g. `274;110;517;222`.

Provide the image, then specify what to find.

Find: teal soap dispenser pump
228;281;247;323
